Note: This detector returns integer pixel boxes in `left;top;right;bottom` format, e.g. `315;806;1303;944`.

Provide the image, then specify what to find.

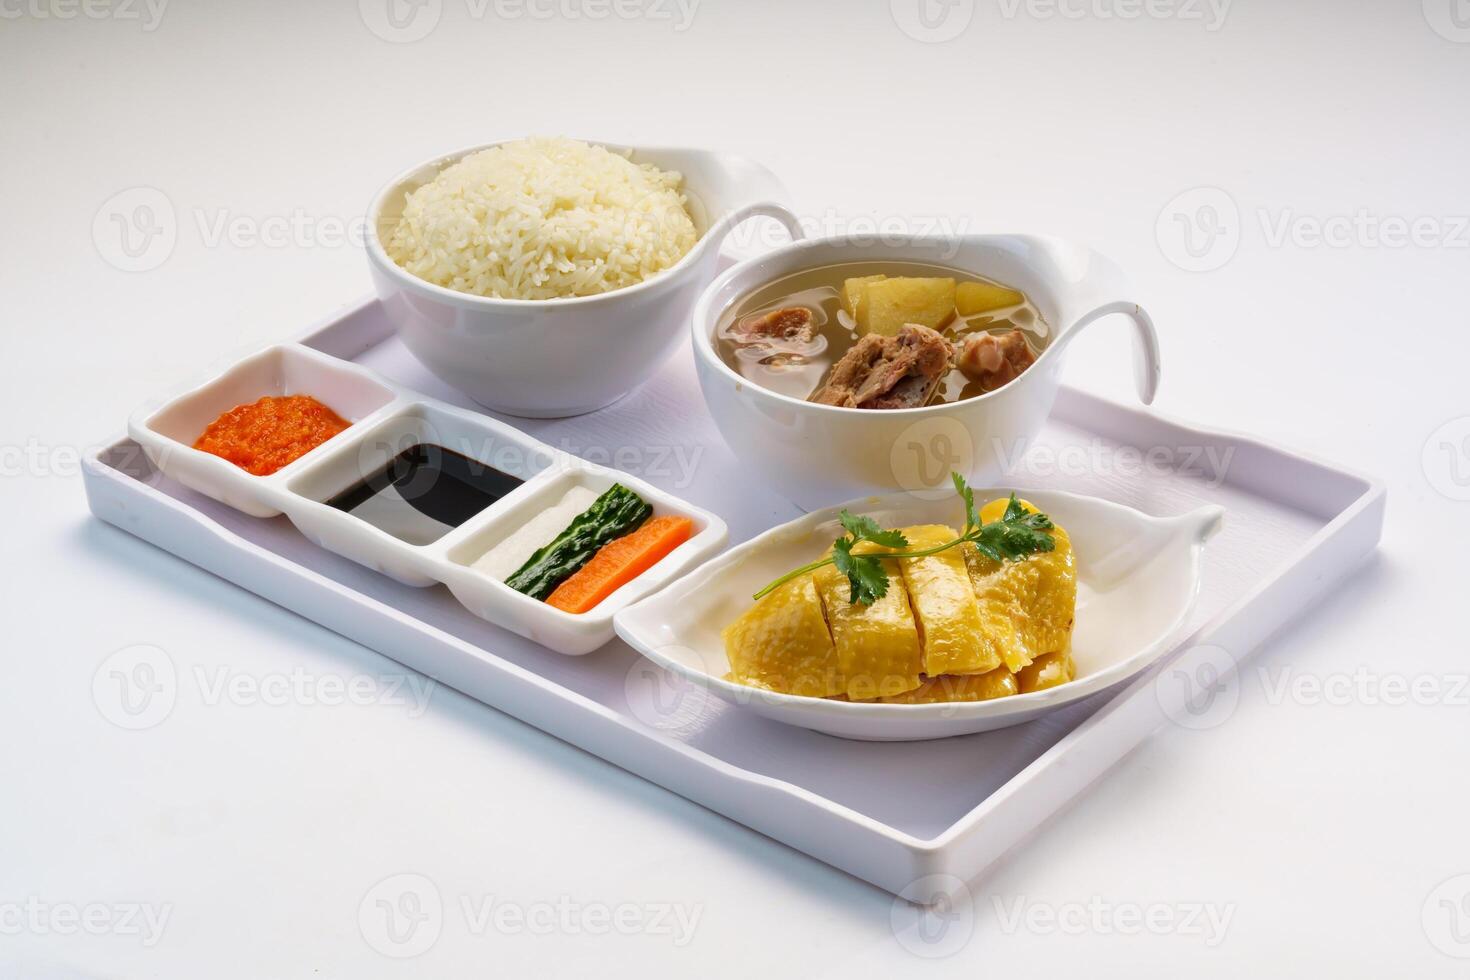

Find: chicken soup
715;261;1048;409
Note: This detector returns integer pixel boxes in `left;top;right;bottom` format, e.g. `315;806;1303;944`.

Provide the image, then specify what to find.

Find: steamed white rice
385;137;699;301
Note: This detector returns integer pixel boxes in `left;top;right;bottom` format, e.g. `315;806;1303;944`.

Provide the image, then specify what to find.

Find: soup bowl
367;139;802;418
690;234;1162;509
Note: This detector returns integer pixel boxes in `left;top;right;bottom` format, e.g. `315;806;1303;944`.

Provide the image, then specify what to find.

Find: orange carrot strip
546;516;694;614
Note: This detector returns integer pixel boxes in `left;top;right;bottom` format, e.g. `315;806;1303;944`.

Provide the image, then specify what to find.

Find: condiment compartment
438;465;728;656
282;401;558;586
123;340;730;654
127;344;401;517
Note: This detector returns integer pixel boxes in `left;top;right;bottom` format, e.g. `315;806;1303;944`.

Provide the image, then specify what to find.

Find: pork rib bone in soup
811;324;951;409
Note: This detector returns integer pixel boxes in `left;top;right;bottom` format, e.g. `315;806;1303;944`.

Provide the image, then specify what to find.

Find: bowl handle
707;201;806;250
1051;300;1162;405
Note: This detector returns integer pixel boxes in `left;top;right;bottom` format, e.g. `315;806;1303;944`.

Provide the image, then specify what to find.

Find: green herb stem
750;536;980;601
751;476;1056;606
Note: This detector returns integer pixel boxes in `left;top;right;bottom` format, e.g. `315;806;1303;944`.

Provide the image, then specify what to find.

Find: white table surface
2;2;1464;975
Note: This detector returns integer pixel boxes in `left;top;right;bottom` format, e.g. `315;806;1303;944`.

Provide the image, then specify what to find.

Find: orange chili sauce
193;395;350;476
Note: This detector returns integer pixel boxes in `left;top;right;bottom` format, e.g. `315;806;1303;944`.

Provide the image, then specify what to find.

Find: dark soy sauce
325;444;523;546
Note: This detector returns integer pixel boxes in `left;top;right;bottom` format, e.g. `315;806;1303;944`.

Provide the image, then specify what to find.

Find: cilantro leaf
973;508;1056;562
1001;492;1028;524
953;472;979;534
838;510;908;549
970;537;1005;563
832;538;890;605
864;528;910;549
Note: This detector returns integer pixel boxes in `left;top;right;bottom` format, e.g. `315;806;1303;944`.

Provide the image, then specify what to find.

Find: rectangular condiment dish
127;341;729;655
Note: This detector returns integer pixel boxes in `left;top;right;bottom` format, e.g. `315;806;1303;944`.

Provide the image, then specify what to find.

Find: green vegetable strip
505;485;653;601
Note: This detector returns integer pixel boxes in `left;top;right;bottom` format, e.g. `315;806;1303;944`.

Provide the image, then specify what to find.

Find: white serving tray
81;296;1385;903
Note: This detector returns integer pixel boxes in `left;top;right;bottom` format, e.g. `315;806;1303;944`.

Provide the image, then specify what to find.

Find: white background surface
2;0;1465;975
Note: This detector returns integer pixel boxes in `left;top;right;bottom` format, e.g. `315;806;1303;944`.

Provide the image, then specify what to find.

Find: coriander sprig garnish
752;473;1056;606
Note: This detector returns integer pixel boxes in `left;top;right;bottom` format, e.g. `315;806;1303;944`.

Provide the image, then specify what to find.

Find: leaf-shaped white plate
614;489;1223;741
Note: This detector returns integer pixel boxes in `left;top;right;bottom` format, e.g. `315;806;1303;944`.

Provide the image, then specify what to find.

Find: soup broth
715;261;1049;406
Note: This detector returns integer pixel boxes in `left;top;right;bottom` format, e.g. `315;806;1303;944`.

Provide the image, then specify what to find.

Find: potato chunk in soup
956;280;1025;315
856;276;956;336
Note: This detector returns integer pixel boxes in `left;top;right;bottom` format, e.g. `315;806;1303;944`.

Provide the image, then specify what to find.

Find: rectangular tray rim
80;296;1387;889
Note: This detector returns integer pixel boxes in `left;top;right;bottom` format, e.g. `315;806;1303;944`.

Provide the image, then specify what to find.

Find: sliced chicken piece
732;306;816;344
811;323;952;410
955;329;1037;391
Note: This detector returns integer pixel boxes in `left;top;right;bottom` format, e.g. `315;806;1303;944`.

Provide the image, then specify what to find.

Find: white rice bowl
385;137;700;301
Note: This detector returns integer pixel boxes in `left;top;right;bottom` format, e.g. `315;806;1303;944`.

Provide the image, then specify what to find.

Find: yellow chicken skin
722;575;842;697
895;525;1003;676
812;546;923;700
724;495;1080;703
1015;649;1076;693
874;667;1018;704
962;497;1077;673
